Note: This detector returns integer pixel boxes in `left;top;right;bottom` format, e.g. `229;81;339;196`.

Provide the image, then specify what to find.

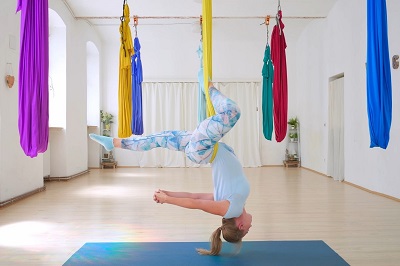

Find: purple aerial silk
16;0;49;157
131;37;143;135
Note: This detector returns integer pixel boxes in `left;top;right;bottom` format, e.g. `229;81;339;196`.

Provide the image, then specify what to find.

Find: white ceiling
62;0;339;26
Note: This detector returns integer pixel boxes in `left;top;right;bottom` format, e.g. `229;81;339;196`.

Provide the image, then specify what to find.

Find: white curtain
139;82;189;167
137;82;262;167
217;82;262;167
327;78;344;181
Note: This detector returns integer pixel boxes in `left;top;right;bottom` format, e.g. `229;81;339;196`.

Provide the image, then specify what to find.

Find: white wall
86;42;100;127
0;0;102;203
48;0;102;177
296;0;400;198
296;21;328;173
0;0;44;202
87;42;101;168
49;10;67;128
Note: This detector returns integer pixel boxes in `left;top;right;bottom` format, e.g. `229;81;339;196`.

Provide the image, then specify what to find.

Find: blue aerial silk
197;42;206;124
262;45;274;140
131;36;143;135
366;0;392;149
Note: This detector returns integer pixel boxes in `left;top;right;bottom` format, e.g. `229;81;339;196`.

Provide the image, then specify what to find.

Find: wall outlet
9;35;16;50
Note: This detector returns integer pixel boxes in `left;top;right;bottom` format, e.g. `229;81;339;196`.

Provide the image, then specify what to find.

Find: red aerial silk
16;0;49;157
271;10;288;143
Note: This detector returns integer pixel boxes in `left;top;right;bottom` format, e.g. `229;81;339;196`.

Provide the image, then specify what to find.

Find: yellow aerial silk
118;3;134;138
202;0;218;162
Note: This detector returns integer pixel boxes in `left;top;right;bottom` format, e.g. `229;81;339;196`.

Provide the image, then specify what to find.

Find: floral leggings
121;87;241;164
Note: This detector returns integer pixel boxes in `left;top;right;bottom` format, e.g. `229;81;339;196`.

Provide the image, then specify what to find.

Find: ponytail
196;218;245;256
196;226;223;255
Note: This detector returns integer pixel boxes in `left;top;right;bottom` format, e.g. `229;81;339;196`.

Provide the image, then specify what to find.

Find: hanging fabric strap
202;0;214;118
131;15;143;135
270;9;288;143
131;35;144;135
17;0;49;157
202;0;218;162
261;16;274;140
276;0;282;35
197;41;207;123
262;47;274;140
366;0;392;149
197;16;206;124
118;2;134;137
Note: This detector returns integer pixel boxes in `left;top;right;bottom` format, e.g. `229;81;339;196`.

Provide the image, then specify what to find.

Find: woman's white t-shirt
211;143;250;219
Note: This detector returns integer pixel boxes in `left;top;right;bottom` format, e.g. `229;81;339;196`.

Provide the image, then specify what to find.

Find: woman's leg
89;86;240;163
185;87;241;164
120;130;192;151
89;130;193;152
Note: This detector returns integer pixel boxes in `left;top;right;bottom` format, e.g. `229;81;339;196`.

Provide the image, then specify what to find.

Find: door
328;77;344;181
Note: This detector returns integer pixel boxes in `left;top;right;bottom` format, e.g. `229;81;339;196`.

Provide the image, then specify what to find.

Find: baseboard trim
0;186;46;208
301;167;400;202
343;181;400;202
44;169;90;182
300;166;329;177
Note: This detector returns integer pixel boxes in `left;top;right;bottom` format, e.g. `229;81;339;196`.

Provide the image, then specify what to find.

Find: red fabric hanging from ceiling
271;10;288;143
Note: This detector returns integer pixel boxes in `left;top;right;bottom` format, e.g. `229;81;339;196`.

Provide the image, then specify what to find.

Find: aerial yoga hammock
270;2;288;143
201;0;219;162
118;0;134;138
261;16;274;141
366;0;392;149
131;17;144;135
17;0;49;157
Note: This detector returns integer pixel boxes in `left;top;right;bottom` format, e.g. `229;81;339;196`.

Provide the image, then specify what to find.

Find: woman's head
196;215;252;256
221;218;246;242
234;210;253;236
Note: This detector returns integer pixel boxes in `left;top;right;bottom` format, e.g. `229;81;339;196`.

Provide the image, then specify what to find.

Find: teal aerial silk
262;45;274;140
197;42;206;123
366;0;392;149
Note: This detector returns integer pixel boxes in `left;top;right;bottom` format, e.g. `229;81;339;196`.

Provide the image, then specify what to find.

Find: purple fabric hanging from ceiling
16;0;49;158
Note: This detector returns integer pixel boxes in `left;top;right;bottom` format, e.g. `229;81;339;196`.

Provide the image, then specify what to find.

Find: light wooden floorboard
0;167;399;265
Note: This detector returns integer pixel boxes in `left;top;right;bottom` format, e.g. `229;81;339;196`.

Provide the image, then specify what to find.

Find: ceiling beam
76;15;326;20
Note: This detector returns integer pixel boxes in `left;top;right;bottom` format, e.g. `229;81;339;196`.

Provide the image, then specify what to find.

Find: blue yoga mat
63;241;349;266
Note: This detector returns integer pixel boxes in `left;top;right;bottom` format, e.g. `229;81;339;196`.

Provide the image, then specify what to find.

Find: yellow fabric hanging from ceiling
202;0;218;162
202;0;215;117
118;3;134;138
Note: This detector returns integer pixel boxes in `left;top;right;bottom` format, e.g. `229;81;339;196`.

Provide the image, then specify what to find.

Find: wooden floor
0;167;399;265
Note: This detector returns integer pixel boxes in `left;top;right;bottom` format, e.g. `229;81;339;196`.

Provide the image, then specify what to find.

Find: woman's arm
154;191;228;216
160;190;213;200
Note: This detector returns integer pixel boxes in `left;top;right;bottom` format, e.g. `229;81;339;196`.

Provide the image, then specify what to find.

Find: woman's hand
152;189;227;216
153;189;168;204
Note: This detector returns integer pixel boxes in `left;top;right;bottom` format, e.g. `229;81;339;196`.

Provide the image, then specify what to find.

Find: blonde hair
196;218;245;256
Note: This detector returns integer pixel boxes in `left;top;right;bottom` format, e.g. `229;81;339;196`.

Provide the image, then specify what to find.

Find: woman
89;83;252;255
